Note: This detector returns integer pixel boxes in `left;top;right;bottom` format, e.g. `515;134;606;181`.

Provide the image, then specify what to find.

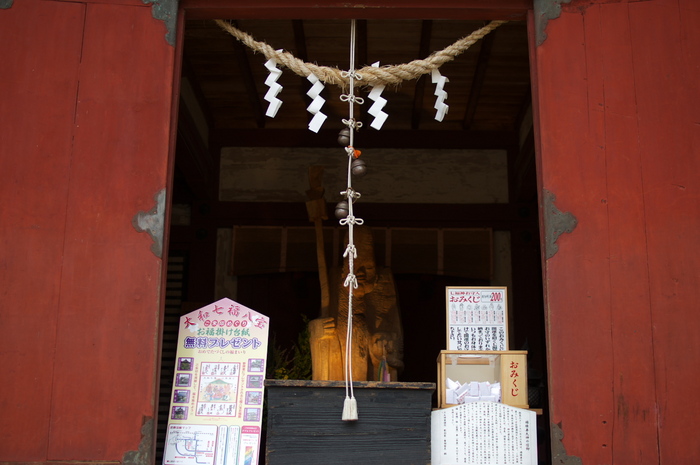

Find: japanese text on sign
446;287;508;351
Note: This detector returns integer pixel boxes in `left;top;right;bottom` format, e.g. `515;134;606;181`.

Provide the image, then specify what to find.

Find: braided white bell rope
340;19;363;422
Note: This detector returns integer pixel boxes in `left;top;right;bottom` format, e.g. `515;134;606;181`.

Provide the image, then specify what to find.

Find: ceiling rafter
410;20;433;130
462;29;496;130
181;56;215;129
228;20;266;128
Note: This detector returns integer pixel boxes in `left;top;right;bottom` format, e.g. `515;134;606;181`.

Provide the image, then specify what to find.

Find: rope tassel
342;397;358;421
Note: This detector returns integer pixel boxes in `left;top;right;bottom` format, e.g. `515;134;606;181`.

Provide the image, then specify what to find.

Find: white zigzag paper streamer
431;69;449;122
306;74;327;133
263;53;283;118
367;62;388;130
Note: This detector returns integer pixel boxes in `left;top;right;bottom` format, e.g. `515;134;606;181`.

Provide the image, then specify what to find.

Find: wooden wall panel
534;0;699;462
0;0;176;462
534;8;616;463
0;0;85;460
46;2;176;460
628;0;700;462
595;4;659;460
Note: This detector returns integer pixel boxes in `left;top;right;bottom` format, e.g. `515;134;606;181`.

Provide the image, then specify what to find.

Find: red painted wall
0;0;176;461
532;0;700;462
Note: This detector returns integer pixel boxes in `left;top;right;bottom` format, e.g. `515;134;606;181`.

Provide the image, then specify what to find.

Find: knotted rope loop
344;273;359;289
341;70;363;81
343;243;357;259
342;119;363;130
339;215;364;226
341;187;361;202
340;94;365;105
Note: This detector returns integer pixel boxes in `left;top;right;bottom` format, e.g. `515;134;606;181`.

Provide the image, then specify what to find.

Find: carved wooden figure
310;226;404;381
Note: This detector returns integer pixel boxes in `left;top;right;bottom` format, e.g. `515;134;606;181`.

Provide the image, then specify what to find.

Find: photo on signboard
248;358;265;372
177;357;193;371
245;391;263;405
171;406;188;420
244;408;260;421
173;389;190;403
175;373;192;387
247;375;263;389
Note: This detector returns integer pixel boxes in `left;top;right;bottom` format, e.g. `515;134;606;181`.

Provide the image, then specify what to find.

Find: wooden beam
176;103;218;201
210;128;518;149
180;56;215;129
510;126;537;203
355;19;368;123
411;20;433;130
183;1;530;21
292;19;308;61
462;30;496;130
291;19;314;127
227;20;266;128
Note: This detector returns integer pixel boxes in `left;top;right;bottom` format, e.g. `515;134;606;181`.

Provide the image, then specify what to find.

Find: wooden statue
310;226;404;381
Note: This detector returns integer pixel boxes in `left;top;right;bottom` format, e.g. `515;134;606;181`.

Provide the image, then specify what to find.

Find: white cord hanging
340;19;363;422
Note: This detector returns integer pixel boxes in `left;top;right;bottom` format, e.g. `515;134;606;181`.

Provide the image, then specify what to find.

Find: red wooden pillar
531;0;700;462
0;0;177;462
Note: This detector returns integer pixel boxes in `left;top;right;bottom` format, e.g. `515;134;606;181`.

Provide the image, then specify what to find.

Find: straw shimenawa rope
214;19;507;89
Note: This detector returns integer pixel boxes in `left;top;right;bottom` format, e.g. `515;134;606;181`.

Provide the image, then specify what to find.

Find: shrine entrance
160;2;546;463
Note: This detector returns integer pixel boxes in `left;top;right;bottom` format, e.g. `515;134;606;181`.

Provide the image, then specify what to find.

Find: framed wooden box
436;350;528;409
265;379;435;465
446;286;509;351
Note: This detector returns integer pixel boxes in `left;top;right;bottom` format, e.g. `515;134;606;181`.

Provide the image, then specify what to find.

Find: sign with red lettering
163;298;269;465
446;286;508;351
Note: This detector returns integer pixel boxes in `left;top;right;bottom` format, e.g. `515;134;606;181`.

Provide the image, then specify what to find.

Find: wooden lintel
183;1;530;21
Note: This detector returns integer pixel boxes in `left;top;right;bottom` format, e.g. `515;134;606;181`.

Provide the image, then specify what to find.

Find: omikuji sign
163;298;270;465
446;286;508;351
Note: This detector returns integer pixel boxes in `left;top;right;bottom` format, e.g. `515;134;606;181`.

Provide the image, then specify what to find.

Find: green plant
268;315;312;380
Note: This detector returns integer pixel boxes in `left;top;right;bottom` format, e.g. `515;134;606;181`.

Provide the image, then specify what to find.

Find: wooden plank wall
532;0;700;462
0;0;176;461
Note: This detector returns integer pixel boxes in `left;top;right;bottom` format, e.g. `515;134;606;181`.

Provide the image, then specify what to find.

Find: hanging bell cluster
335;127;368;218
337;128;366;178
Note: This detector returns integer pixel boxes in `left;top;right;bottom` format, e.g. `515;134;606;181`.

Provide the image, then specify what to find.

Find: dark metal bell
337;128;351;146
334;200;349;219
351;158;367;177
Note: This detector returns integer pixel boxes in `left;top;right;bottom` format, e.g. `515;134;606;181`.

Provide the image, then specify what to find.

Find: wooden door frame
163;0;546;459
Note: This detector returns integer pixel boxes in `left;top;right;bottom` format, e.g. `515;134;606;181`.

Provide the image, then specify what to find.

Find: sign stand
162;298;270;465
432;286;537;463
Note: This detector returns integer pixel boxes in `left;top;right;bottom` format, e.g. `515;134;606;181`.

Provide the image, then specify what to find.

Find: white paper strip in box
305;74;327;133
367;62;388;130
263;53;283;118
431;69;449;122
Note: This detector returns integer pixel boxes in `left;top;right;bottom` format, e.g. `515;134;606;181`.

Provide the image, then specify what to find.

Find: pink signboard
163;298;270;465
